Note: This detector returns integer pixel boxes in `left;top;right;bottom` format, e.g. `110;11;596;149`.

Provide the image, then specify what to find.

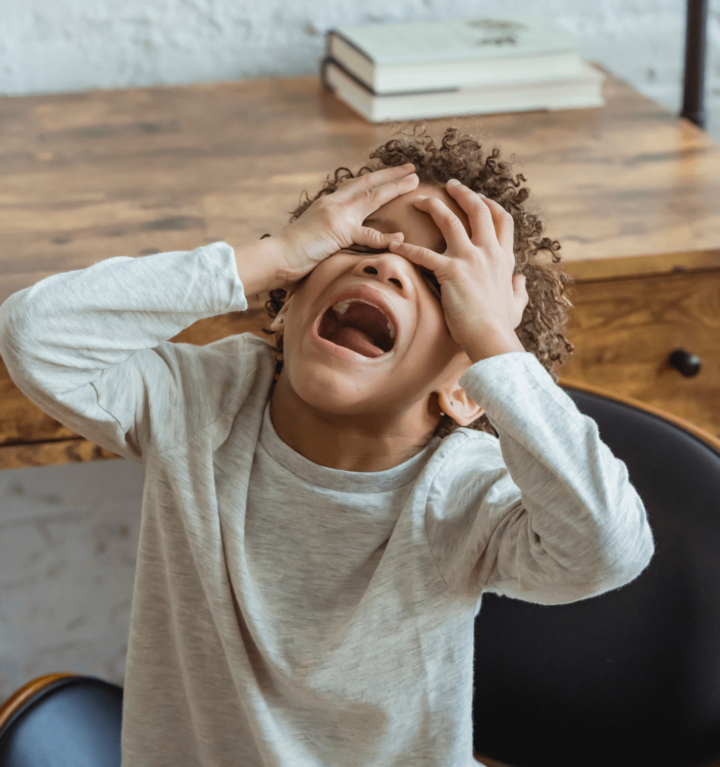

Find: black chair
0;673;123;767
473;380;720;767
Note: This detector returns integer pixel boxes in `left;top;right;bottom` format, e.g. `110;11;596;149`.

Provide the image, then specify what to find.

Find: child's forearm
432;353;656;601
0;241;252;462
234;235;289;296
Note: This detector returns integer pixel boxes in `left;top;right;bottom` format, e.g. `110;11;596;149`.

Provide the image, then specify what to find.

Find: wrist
233;236;288;296
462;330;525;364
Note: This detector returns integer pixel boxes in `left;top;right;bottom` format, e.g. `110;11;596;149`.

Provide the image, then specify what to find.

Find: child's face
269;182;478;424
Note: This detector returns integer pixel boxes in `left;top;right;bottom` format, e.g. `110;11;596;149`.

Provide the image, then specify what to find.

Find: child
0;125;654;767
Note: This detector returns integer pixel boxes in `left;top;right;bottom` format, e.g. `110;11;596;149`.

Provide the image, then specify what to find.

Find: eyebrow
364;216;446;253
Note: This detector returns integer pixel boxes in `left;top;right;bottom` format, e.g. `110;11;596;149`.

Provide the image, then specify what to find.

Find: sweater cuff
458;352;576;430
201;241;249;314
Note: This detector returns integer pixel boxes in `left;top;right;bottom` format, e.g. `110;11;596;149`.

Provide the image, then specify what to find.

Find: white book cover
323;58;605;123
328;14;578;66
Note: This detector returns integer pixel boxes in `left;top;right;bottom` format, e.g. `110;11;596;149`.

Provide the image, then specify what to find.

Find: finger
413;196;473;253
333;163;416;202
352;227;405;249
387;238;444;273
513;272;528;297
444;183;498;251
476;194;515;256
361;170;419;215
513;274;530;327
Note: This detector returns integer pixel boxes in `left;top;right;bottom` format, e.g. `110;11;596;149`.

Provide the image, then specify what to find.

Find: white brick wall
1;0;719;704
1;0;719;139
0;460;144;701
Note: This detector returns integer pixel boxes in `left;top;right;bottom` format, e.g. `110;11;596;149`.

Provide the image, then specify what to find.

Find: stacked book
319;14;605;123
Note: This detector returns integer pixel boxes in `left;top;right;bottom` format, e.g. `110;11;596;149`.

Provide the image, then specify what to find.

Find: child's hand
275;164;419;288
388;180;529;360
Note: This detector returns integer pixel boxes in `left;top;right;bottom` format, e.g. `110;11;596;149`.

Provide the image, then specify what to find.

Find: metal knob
669;348;701;377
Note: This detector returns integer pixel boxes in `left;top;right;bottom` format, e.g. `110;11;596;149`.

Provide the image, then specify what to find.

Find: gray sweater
0;241;655;767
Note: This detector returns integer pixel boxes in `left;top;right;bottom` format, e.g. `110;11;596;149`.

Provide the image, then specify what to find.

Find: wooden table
1;62;719;470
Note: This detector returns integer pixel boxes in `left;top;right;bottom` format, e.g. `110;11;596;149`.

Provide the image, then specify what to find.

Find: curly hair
259;123;575;441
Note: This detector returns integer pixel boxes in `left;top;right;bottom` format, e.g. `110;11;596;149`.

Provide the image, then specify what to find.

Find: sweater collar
259;400;440;493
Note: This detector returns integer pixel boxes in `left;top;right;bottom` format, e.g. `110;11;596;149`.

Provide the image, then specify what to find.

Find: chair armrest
473;751;513;767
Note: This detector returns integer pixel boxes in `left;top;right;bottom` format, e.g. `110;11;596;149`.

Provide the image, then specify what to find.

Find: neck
268;370;440;472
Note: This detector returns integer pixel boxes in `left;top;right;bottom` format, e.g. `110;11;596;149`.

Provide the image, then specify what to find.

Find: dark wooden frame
682;0;709;128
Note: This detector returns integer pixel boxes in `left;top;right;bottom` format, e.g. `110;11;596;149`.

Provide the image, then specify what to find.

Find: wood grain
2;65;720;468
1;63;720;310
0;439;121;470
558;269;720;439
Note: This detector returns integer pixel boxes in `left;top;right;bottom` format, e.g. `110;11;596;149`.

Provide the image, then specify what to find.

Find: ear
435;353;485;426
437;387;484;426
268;288;296;333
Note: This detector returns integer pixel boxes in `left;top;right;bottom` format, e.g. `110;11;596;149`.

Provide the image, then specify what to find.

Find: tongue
329;326;385;358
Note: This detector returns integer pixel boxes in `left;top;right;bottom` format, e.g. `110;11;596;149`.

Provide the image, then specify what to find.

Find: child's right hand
274;163;419;289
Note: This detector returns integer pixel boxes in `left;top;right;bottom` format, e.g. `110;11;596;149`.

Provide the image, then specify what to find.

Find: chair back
0;673;123;767
473;384;720;767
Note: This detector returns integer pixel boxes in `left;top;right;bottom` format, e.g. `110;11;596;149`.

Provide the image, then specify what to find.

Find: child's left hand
388;180;529;360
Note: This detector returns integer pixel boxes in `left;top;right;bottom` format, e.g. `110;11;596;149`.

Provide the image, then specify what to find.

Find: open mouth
316;299;396;359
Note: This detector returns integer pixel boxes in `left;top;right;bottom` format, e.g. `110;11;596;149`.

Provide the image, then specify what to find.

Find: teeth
331;298;397;341
332;299;355;315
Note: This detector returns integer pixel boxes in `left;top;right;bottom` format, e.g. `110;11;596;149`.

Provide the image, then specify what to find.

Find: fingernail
447;179;461;187
415;195;428;201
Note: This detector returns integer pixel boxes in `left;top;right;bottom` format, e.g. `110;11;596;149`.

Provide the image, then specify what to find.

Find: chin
283;355;384;417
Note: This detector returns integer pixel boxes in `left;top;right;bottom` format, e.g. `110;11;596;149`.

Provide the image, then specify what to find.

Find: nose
352;252;414;293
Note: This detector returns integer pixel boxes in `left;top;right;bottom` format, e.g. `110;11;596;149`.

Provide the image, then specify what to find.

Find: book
320;56;605;123
323;14;589;94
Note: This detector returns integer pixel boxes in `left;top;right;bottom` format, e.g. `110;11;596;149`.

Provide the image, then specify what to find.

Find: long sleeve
424;351;655;605
0;241;250;464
